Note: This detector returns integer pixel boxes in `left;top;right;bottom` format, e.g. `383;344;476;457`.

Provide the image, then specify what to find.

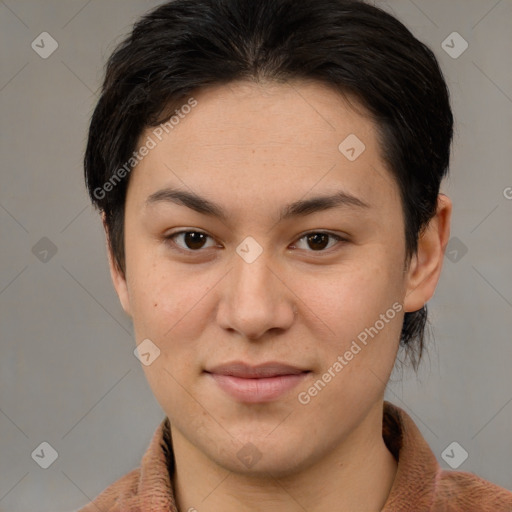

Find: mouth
204;361;311;403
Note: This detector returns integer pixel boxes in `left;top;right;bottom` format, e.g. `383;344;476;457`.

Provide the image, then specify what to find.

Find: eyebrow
145;186;370;223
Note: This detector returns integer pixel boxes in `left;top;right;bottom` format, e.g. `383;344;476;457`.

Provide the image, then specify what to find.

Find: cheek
129;265;209;418
125;241;192;331
130;270;209;347
295;250;404;342
293;260;404;421
125;251;218;383
296;257;405;409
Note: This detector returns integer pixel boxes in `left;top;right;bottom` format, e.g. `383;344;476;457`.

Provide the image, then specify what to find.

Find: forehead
173;80;375;157
128;79;398;217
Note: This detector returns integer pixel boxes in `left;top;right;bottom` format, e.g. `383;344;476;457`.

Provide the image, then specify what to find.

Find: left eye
292;232;345;252
166;230;345;252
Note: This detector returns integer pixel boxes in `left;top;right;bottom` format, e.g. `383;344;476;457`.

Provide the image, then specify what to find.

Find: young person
79;0;512;510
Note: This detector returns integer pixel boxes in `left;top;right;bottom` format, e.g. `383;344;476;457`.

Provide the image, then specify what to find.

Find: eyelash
164;230;348;255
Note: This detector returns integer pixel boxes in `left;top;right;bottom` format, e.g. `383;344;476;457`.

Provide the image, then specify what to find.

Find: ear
102;213;132;317
403;194;452;313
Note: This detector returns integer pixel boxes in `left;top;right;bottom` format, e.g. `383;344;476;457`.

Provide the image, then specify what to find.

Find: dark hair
84;0;453;368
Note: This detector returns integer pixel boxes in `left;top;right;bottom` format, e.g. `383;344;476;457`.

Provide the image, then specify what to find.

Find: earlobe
403;194;452;313
102;213;132;317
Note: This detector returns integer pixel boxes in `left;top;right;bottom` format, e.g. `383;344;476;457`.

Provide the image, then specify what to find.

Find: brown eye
293;232;345;252
306;233;330;251
166;230;346;254
168;231;215;251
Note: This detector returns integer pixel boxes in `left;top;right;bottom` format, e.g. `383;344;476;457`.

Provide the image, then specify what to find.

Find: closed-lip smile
204;361;310;402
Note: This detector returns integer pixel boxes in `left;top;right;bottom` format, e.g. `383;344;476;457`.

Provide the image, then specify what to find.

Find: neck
171;403;397;512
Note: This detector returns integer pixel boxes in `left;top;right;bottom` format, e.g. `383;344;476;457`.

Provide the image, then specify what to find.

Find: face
109;80;445;477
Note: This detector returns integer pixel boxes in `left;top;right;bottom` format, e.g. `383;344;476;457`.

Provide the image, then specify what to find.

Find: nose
216;248;296;340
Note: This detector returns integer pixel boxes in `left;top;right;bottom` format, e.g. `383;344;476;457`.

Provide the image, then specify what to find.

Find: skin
106;79;452;511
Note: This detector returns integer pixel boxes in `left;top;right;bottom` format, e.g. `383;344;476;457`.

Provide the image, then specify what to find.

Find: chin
212;432;317;479
222;449;312;479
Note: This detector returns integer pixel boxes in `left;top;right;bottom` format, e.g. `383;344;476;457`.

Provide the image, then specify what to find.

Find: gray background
1;0;511;510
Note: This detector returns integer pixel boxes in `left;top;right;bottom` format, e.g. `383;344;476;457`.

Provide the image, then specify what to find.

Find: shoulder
75;416;174;511
382;402;512;511
76;468;141;512
433;469;512;512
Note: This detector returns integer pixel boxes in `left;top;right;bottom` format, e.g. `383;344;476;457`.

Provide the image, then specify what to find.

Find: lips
206;361;308;378
205;361;310;403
